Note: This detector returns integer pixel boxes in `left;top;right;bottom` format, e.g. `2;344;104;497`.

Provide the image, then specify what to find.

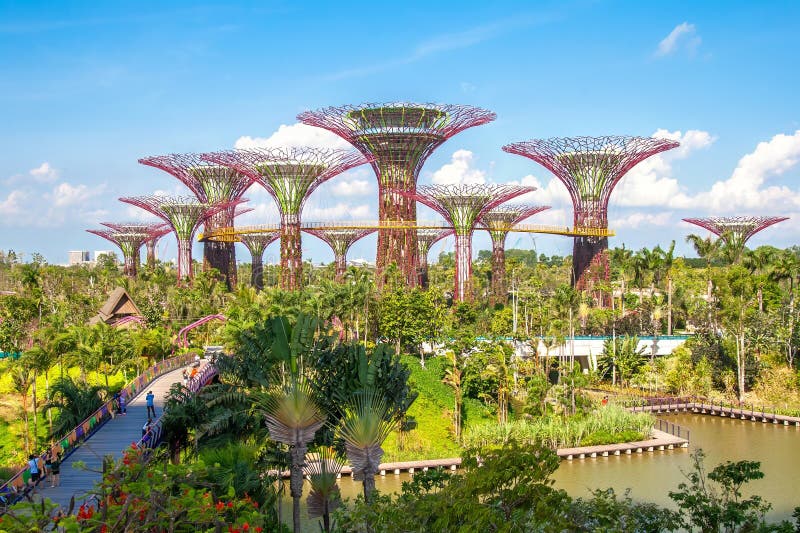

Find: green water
288;414;800;530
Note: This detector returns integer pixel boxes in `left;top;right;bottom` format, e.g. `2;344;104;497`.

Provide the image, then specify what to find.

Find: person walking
27;455;40;494
50;452;61;487
145;390;156;418
44;451;53;483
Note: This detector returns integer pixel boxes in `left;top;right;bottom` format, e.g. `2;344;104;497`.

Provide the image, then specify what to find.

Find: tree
42;376;106;439
9;362;33;454
669;450;772;532
598;335;646;387
716;266;758;400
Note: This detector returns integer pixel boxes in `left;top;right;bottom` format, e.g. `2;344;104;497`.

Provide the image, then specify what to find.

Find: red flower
216;501;225;511
101;525;108;533
243;523;250;531
227;501;233;508
256;527;263;532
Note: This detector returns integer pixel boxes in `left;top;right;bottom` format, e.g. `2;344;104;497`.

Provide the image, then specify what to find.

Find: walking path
632;401;800;426
31;366;188;510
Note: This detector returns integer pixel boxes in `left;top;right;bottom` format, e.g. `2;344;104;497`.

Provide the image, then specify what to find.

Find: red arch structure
176;314;226;348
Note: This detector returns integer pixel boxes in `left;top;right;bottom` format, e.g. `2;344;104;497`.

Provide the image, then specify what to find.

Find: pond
289;413;800;530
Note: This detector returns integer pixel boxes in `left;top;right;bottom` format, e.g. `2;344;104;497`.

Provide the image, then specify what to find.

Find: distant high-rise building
68;250;91;266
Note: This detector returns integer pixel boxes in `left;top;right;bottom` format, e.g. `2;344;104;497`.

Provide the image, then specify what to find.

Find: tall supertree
100;221;170;270
683;216;788;262
400;184;533;302
298;102;496;288
119;195;241;283
204;147;368;290
304;228;377;282
416;228;454;288
503;136;679;295
138;153;257;289
479;205;551;306
86;229;149;277
238;231;281;291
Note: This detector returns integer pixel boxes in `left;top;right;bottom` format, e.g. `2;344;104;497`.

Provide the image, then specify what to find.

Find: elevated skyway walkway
199;220;615;242
29;365;193;510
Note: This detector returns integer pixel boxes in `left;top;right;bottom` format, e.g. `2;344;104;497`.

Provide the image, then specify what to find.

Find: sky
1;1;799;266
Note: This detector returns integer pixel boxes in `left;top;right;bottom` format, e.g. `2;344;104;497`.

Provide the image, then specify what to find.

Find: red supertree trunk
250;250;264;291
281;215;303;290
176;238;193;282
203;209;237;288
490;236;507;307
334;253;347;282
376;167;419;288
454;232;473;302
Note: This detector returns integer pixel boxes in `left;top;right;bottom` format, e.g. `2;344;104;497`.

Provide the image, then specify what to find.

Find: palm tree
743;247;776;312
259;376;326;533
337;388;398;503
42;376;106;439
770;250;800;367
686;234;721;326
660;241;676;335
199;442;273;507
304;446;346;533
9;363;33;454
610;246;633;316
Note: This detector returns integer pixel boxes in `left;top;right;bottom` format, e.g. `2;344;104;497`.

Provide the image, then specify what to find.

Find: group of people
26;449;61;494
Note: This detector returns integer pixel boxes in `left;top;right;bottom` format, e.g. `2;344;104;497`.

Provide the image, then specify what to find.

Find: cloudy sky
1;1;799;265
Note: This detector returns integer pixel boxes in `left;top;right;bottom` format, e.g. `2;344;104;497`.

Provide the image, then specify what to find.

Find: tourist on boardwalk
27;455;40;494
50;452;61;487
142;418;152;436
182;368;189;386
146;390;156;418
115;391;127;415
44;450;53;482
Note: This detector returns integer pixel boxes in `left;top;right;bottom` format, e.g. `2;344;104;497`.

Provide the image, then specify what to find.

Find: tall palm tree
660;241;676;335
610;246;633;316
42;376;106;439
304;446;346;533
337;388;398;503
259;376;326;533
743;247;776;312
686;234;721;326
770;250;800;367
9;363;33;454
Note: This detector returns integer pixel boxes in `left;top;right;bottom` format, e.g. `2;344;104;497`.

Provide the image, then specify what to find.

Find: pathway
32;366;189;510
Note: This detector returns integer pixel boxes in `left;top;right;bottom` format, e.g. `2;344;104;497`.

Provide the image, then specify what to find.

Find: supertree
204;147;368;290
683;216;788;262
138;153;257;289
304;227;377;282
479;204;551;306
237;231;281;291
100;221;171;270
298;102;496;288
119;195;241;283
503;136;679;296
400;184;534;302
416;228;454;288
86;229;149;277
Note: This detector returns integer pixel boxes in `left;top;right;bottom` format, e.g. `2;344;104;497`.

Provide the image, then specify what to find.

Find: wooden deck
633;402;800;426
29;366;188;510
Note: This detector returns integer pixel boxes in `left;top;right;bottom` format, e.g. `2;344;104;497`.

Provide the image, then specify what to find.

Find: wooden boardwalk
30;366;188;511
632;402;800;426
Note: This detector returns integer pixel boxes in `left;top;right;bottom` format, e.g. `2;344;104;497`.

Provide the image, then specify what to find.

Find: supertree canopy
139;153;256;289
204;147;368;290
86;229;149;277
503;136;679;294
416;228;454;287
683;216;789;260
298;102;496;288
99;221;171;273
479;204;551;306
119;195;241;283
304;227;377;282
401;184;533;302
238;231;281;291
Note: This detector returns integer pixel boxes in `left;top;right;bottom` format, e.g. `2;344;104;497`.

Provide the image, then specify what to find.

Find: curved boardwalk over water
31;366;188;510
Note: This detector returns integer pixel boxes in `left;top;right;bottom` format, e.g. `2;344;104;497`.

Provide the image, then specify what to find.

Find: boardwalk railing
653;418;690;441
0;353;194;505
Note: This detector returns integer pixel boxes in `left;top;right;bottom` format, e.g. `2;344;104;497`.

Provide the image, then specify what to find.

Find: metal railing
0;353;194;506
654;418;691;441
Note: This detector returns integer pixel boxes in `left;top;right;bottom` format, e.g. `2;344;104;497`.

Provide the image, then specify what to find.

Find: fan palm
304;446;346;533
259;376;326;533
42;376;106;440
337;388;399;503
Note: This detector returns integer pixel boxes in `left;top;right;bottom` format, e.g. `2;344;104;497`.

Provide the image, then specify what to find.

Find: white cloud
30;162;59;183
611;212;673;229
0;189;29;217
234;123;352;151
304;202;371;220
431;150;486;185
615;129;714;208
50;182;105;207
655;22;701;57
689;130;800;212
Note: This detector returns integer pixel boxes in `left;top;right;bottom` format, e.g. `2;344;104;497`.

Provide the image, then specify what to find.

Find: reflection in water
288;414;800;530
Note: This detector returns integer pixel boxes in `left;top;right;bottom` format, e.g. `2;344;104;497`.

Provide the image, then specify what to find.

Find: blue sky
1;1;799;265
